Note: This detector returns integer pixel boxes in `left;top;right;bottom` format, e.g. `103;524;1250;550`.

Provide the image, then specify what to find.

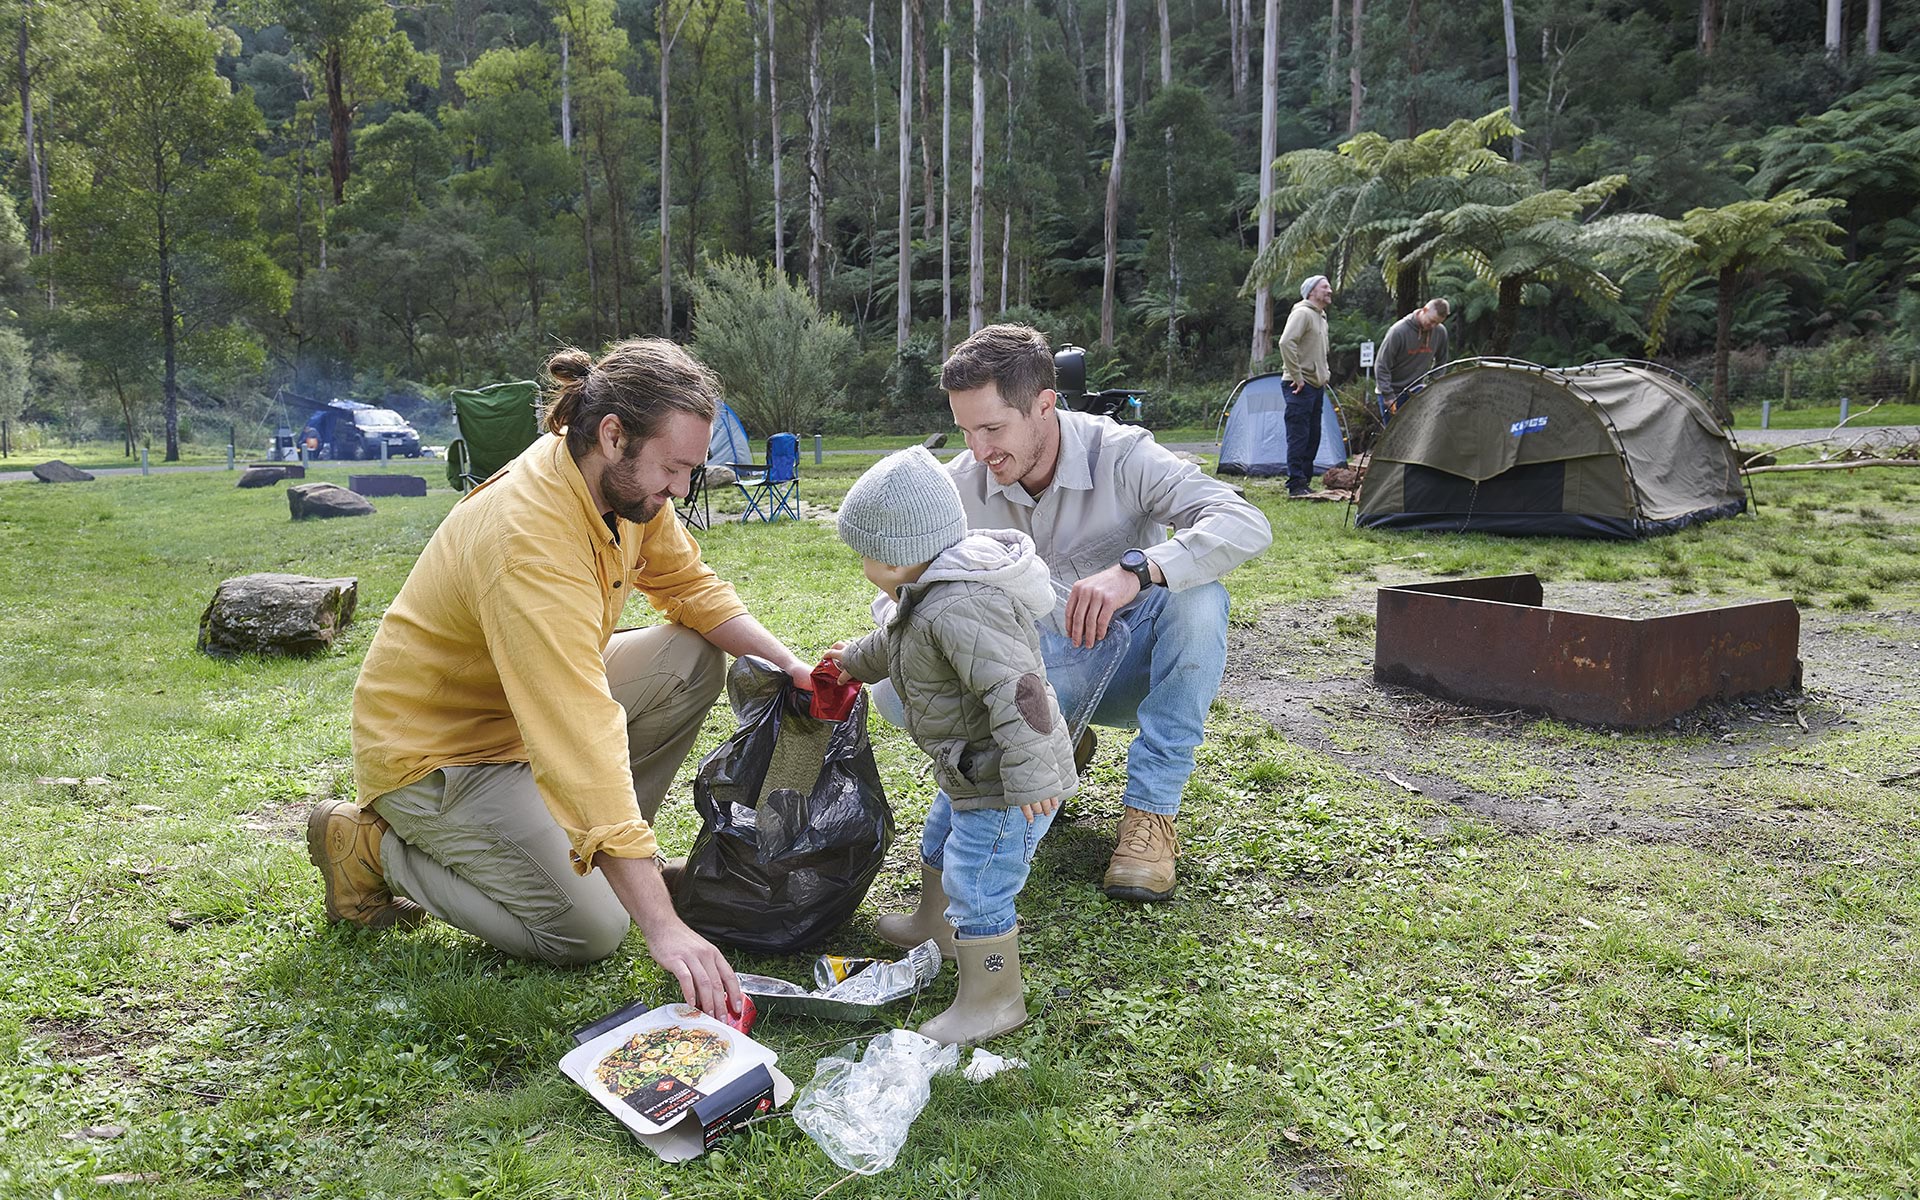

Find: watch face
1121;549;1146;571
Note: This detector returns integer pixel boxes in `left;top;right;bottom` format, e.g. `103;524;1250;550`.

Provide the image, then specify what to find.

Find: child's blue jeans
919;796;1058;938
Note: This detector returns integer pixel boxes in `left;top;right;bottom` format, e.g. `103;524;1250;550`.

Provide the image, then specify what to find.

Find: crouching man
920;324;1272;902
309;338;812;1018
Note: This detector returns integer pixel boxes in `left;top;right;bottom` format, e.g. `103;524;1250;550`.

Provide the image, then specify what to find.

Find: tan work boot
918;926;1026;1046
875;866;957;959
1102;807;1177;902
306;799;426;929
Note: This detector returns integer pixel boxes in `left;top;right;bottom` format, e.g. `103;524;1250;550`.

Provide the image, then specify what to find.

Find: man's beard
602;460;666;524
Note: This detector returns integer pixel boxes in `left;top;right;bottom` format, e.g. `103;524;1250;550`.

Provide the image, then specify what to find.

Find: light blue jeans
1041;581;1231;817
873;581;1230;930
919;797;1058;937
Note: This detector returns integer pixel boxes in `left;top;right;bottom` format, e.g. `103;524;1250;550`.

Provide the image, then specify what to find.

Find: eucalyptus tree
238;0;436;206
657;0;693;335
446;45;573;350
896;0;913;347
968;0;985;333
549;0;638;341
1648;189;1844;417
1249;0;1277;368
60;0;288;461
1098;0;1125;345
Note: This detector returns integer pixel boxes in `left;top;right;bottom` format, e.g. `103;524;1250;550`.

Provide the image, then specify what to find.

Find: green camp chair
447;380;541;491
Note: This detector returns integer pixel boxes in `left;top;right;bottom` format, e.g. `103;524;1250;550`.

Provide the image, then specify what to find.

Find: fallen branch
1744;458;1920;474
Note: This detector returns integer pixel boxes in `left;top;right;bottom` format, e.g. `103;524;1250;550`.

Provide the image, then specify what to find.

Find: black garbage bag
671;655;893;952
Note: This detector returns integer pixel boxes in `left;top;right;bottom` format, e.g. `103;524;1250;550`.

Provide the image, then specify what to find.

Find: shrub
691;256;854;436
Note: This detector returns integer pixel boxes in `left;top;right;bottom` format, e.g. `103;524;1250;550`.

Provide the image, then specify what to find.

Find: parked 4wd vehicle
301;399;423;460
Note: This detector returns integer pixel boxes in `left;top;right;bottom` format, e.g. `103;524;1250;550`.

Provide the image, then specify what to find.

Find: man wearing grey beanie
828;446;1075;1045
1278;274;1334;497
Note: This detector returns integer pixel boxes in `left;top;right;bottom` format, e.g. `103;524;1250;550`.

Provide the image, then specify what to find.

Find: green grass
2;456;1918;1198
1728;402;1920;430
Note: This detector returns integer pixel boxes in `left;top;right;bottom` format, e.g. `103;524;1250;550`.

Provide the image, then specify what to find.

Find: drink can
718;991;757;1035
814;954;881;990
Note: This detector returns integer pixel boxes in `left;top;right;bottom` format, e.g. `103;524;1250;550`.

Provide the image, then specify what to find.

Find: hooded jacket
838;530;1077;811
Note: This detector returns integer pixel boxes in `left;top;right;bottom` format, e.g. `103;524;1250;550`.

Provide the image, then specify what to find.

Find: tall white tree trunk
1696;0;1717;56
559;32;572;149
1156;0;1170;90
1825;0;1842;60
1250;0;1278;369
746;0;762;163
897;0;914;347
770;0;785;274
1103;0;1114;111
941;0;953;350
1503;0;1519;159
1099;0;1126;346
868;0;882;151
1326;0;1338;105
1000;34;1014;313
1866;0;1881;56
1347;0;1363;135
968;0;986;333
1244;0;1259;96
660;1;691;334
807;2;828;299
1228;0;1242;99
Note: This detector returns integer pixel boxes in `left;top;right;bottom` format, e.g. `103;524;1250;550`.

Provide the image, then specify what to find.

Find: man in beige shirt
874;324;1271;905
1277;274;1333;497
311;339;811;1018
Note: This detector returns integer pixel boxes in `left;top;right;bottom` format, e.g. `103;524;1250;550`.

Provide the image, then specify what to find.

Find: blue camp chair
732;433;800;522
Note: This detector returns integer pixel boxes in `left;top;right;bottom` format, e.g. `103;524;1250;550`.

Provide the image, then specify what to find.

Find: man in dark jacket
1374;298;1451;425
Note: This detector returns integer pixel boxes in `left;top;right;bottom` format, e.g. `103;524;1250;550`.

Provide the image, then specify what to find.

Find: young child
828;446;1077;1045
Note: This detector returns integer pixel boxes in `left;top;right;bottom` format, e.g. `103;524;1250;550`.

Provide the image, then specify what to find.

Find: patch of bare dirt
236;800;309;843
1224;579;1920;851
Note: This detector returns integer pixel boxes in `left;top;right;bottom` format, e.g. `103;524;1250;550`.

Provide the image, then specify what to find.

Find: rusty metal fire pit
1374;574;1802;728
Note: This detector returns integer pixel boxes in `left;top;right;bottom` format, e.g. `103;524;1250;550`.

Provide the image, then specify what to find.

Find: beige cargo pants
370;624;724;965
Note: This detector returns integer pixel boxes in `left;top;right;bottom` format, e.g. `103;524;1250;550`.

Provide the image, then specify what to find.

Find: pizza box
561;1000;795;1162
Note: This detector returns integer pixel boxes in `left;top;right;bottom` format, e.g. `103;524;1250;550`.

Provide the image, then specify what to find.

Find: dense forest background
0;0;1916;459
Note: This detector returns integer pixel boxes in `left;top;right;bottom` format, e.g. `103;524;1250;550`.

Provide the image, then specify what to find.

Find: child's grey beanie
838;446;969;567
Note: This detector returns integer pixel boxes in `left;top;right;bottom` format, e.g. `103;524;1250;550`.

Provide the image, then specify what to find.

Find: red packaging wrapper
807;658;861;721
717;991;757;1035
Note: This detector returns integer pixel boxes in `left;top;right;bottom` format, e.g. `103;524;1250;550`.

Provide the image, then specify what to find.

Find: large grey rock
921;432;948;451
33;460;94;483
198;573;358;659
703;464;737;486
237;466;288;488
288;481;375;519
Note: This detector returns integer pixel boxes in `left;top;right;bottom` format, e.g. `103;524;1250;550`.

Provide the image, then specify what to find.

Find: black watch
1120;548;1158;589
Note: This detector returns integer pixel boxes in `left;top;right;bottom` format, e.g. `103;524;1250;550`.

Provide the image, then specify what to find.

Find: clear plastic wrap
792;1030;960;1174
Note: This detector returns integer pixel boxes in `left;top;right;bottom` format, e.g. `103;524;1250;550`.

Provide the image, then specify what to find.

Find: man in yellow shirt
309;339;811;1019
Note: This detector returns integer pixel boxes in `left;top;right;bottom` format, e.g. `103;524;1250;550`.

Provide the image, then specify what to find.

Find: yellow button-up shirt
351;433;746;873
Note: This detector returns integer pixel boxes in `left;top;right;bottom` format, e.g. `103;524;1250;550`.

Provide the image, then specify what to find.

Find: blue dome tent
1216;373;1347;477
708;401;750;465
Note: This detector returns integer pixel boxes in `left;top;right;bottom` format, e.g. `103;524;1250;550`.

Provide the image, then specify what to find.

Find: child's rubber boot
918;926;1026;1046
876;866;957;958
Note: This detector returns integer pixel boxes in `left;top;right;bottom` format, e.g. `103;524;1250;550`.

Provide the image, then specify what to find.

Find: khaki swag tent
1355;359;1749;539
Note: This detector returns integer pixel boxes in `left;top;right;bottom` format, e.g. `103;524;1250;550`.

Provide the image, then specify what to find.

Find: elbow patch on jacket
1015;672;1055;735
